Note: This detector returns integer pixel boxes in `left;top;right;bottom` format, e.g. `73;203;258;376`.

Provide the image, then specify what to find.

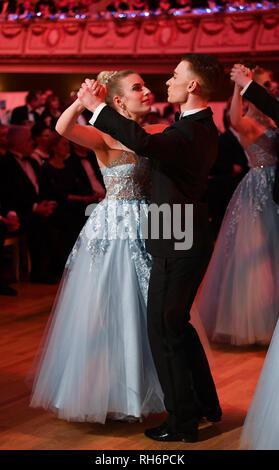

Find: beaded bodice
245;128;279;168
100;151;152;200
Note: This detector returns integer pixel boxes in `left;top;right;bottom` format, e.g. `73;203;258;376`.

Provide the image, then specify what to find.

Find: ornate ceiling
0;8;278;73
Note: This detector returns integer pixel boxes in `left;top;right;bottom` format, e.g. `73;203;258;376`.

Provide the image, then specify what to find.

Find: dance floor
0;282;267;452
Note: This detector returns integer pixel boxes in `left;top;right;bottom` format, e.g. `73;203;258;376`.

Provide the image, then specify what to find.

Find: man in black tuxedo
78;54;222;442
0;125;57;283
0;208;20;295
230;64;279;202
67;142;105;206
10;91;41;126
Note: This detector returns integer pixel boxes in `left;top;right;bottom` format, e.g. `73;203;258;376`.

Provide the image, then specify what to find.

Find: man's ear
188;80;199;93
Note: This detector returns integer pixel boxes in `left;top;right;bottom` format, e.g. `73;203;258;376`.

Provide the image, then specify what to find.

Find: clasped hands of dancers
29;56;279;447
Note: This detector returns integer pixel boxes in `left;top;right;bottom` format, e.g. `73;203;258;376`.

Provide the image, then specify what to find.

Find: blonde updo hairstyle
97;70;137;110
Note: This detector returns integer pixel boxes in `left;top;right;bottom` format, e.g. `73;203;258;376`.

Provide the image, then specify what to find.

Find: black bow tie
174;112;180;122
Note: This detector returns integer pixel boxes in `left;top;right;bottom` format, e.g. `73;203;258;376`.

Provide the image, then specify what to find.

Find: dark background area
1;58;278;104
0;71;245;104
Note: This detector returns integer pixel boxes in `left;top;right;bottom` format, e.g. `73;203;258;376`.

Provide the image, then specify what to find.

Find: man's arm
243;81;279;128
78;79;193;165
92;105;192;165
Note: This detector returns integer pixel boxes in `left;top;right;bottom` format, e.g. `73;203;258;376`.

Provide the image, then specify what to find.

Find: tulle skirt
197;166;279;346
28;199;165;424
28;197;213;424
240;319;279;449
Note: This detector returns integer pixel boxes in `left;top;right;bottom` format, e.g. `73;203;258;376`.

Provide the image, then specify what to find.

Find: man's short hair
26;90;40;104
181;53;222;99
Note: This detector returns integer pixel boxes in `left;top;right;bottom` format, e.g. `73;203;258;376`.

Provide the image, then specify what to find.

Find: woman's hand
77;79;107;113
230;64;252;89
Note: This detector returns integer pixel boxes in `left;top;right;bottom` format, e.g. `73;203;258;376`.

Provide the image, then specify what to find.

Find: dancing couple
29;54;222;443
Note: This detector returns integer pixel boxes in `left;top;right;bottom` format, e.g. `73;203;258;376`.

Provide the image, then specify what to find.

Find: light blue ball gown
240;319;279;449
197;127;279;346
29;151;165;424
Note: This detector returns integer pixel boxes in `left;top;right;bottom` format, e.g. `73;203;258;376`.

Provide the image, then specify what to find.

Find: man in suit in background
0;125;57;283
10;91;41;126
0;124;8;158
67;141;105;205
78;53;222;443
231;63;279;202
0;207;20;295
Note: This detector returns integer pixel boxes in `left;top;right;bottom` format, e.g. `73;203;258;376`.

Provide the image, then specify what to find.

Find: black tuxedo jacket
94;106;218;257
66;151;105;197
244;81;279;202
0;151;41;221
10;105;41;126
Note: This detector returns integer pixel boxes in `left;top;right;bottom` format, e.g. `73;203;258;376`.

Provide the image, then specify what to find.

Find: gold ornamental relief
63;24;80;35
114;22;136;37
201;21;224;35
143;21;158;35
156;22;177;47
87;24;109;37
230;16;255;33
46;27;63;48
262;14;279;30
1;25;23;38
175;19;194;34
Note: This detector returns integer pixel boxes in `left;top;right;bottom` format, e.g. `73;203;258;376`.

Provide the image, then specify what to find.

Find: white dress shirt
240;80;253;96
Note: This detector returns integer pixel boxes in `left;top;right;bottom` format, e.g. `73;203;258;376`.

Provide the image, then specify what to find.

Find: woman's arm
55;99;107;152
230;82;254;135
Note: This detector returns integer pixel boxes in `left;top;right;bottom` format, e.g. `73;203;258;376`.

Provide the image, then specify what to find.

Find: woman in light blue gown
28;70;166;423
197;67;279;346
29;70;211;425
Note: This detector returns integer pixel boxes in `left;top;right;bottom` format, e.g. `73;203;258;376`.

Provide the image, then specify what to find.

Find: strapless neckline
101;151;138;172
245;127;277;151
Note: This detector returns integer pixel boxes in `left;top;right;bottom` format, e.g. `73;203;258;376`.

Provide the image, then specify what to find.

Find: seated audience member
10;91;41;126
67;141;105;207
39;132;88;274
0;125;58;284
36;89;53;116
0;209;20;296
18;0;34;15
156;0;173;12
56;0;69;13
106;0;129;11
35;0;56;16
41;94;62;131
148;93;161;114
78;0;91;14
0;125;8;158
0;0;18;15
67;0;80;15
173;0;191;10
31;123;52;165
141;111;164;125
162;102;180;124
191;0;209;7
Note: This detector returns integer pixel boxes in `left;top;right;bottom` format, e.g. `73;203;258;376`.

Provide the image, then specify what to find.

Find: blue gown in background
197;127;279;346
29;151;165;424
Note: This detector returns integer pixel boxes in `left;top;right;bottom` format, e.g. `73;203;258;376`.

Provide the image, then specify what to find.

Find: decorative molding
0;10;278;72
